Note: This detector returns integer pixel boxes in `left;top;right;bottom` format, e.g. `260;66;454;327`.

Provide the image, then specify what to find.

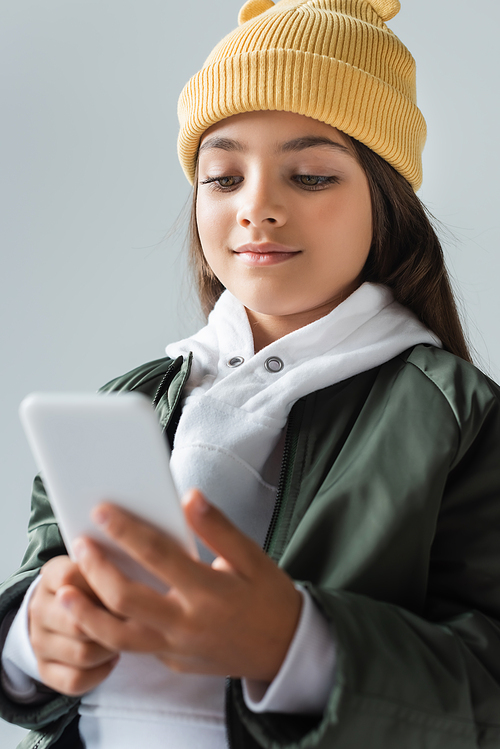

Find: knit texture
177;0;426;189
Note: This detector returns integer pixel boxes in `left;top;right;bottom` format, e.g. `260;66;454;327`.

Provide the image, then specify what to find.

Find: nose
236;175;287;228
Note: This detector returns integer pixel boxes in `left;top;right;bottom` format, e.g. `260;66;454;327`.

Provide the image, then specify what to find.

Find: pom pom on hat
178;0;426;189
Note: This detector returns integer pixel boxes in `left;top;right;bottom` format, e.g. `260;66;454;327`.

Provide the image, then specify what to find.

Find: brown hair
188;139;472;363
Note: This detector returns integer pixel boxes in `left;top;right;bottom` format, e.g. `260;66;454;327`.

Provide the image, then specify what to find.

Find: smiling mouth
233;243;301;266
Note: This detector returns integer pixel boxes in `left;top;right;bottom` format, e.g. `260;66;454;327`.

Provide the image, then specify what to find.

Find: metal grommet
264;356;284;373
227;356;245;368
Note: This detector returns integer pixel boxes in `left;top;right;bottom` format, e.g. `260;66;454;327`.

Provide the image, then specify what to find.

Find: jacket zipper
225;676;232;749
151;356;183;408
263;404;299;555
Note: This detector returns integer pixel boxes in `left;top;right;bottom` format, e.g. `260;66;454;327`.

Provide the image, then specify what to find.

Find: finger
88;503;213;593
41;556;101;602
33;628;117;670
38;658;120;698
30;584;97;642
58;564;180;652
182;489;264;578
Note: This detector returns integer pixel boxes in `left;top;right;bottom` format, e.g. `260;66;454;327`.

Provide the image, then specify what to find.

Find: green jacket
1;344;500;748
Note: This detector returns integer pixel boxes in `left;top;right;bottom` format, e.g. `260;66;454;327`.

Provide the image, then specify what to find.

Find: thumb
182;489;263;578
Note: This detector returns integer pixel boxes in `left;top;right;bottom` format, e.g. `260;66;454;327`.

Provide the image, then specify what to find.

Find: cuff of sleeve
1;576;44;703
242;585;336;714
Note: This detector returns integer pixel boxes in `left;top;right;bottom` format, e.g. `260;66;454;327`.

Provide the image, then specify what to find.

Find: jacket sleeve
227;353;500;749
0;475;80;731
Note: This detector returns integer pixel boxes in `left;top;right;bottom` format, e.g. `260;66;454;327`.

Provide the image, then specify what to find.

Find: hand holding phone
20;392;197;592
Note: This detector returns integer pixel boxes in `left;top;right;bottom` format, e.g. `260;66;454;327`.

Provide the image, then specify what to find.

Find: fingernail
58;592;74;610
92;506;110;528
193;492;209;515
72;538;87;561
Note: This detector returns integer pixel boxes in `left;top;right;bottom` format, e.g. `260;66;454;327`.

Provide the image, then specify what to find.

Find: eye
299;175;321;186
199;175;243;191
293;175;340;190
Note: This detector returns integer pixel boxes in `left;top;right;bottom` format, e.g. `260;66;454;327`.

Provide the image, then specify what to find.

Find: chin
241;296;295;315
244;301;314;318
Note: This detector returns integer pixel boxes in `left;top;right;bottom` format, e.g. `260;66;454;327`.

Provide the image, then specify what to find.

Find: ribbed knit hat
177;0;426;190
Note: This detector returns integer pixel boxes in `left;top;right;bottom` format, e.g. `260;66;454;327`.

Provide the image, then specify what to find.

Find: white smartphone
19;391;197;592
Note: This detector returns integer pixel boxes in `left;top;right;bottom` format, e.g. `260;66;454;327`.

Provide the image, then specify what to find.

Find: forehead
199;110;349;148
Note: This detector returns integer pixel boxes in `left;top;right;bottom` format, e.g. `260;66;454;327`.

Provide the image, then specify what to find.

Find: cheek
333;188;373;262
195;198;232;281
196;196;231;250
312;196;371;251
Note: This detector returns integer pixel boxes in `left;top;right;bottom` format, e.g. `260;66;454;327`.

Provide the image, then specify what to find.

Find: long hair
187;138;472;362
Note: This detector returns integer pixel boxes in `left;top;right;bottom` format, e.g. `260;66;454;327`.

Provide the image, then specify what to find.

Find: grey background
1;0;498;744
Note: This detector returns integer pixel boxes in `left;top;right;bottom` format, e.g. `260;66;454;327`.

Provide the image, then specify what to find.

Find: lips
234;242;299;255
233;242;301;266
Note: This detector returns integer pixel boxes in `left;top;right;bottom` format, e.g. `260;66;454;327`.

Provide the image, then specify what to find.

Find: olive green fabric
1;345;500;748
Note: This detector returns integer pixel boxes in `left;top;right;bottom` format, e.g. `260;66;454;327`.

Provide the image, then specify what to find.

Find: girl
1;1;500;747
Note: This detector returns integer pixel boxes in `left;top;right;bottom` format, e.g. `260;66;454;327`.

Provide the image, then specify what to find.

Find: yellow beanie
177;0;426;190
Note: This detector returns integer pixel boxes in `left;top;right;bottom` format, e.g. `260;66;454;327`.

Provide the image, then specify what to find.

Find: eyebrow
280;136;351;156
199;137;245;154
198;134;352;157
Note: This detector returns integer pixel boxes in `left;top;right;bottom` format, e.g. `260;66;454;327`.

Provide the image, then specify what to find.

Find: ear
238;0;275;26
367;0;401;22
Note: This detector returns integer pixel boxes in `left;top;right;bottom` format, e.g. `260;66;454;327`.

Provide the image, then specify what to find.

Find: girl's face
196;110;373;341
